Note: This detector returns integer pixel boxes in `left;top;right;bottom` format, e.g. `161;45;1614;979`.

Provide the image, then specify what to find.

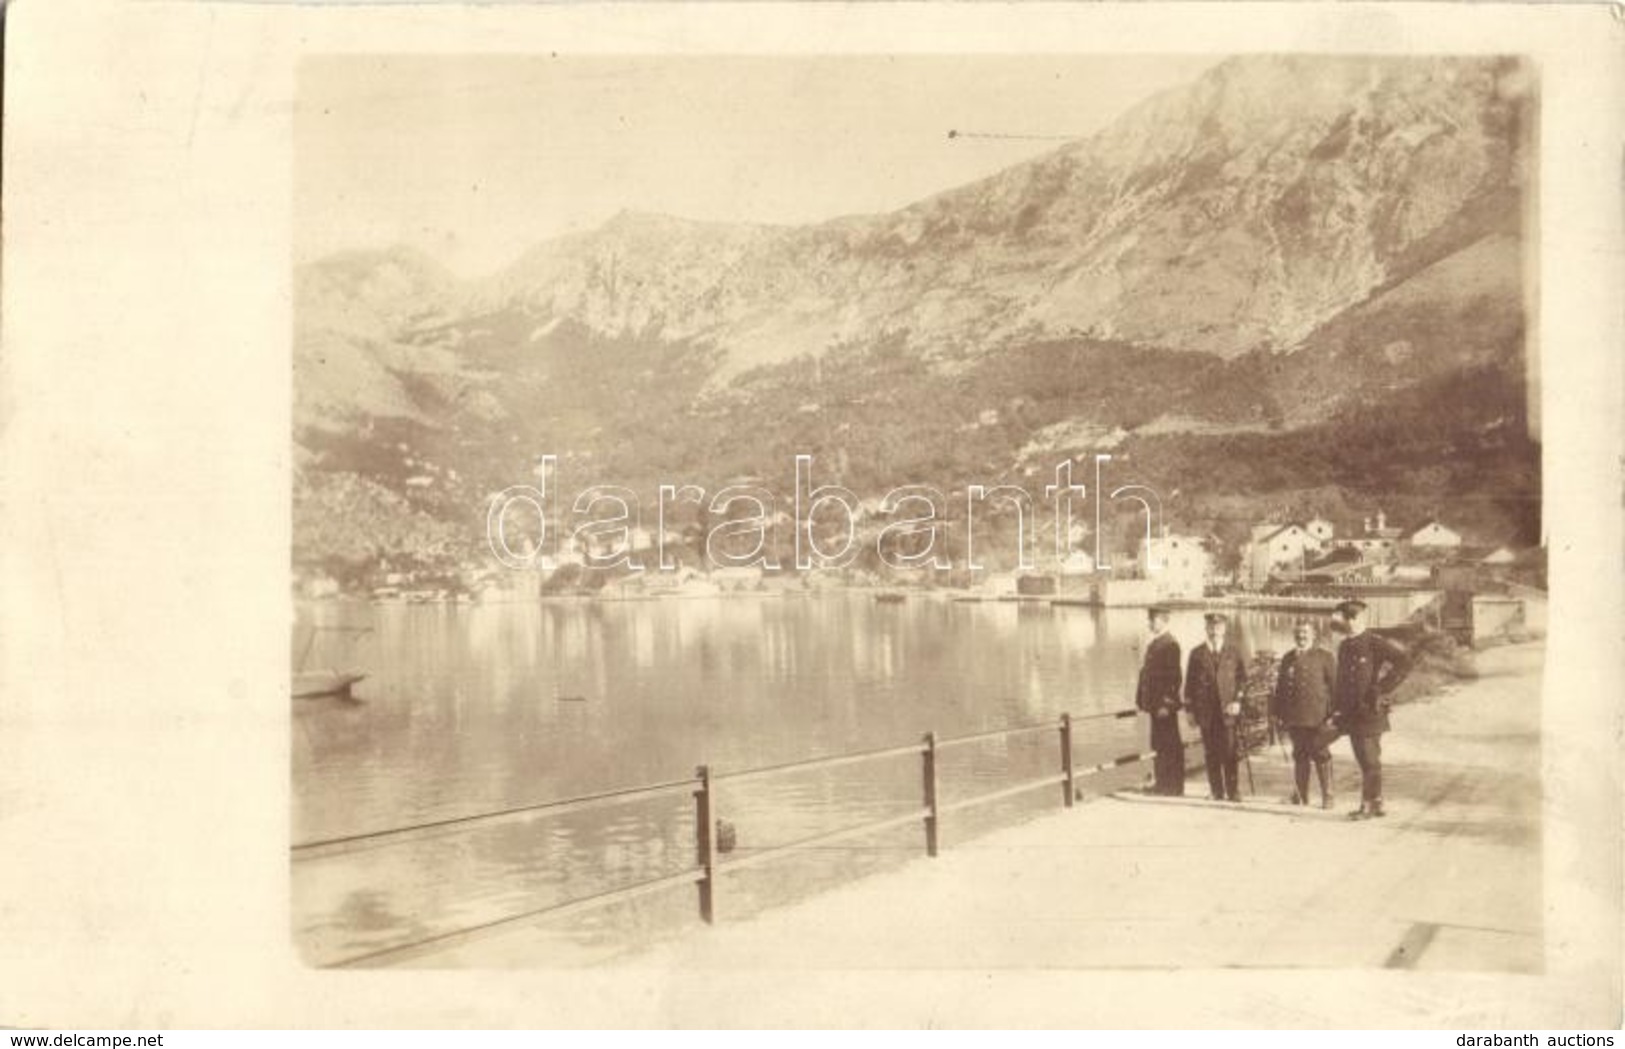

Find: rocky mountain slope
464;55;1528;367
293;54;1538;581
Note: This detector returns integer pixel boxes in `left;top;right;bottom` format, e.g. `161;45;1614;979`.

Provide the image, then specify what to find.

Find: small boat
292;624;372;700
874;592;907;604
292;670;367;700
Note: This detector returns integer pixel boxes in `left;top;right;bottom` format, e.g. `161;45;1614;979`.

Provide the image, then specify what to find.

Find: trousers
1198;721;1239;799
1149;713;1184;795
1287;725;1332;768
1349;733;1383;802
1287;725;1334;801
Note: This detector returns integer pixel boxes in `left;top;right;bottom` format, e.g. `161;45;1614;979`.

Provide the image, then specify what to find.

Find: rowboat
292;670;367;700
292;624;372;700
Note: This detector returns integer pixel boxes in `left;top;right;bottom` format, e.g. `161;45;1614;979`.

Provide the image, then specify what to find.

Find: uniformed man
1135;606;1184;796
1184;613;1250;802
1331;599;1413;820
1270;621;1338;809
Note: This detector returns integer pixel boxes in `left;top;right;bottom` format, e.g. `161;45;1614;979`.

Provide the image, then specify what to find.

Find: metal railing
293;705;1154;967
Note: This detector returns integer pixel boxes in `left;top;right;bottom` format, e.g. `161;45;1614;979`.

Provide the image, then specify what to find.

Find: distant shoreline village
486;453;1154;575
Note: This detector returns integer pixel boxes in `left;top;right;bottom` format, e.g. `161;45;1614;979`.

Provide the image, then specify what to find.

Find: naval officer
1271;621;1338;808
1331;599;1412;820
1184;613;1250;802
1135;606;1185;795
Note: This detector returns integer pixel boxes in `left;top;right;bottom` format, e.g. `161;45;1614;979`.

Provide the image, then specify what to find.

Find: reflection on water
292;593;1342;966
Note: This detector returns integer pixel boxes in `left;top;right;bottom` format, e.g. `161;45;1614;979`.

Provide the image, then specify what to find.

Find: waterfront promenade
392;641;1591;1025
611;642;1550;1023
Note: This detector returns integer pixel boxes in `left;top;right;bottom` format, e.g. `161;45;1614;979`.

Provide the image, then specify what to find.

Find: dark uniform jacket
1333;630;1413;735
1184;642;1249;728
1271;647;1336;727
1136;633;1183;716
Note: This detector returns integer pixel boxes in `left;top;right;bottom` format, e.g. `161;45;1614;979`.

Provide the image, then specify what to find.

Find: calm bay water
291;593;1331;966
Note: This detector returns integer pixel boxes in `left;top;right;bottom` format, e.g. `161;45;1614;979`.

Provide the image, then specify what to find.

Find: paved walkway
614;643;1546;1005
403;642;1584;1025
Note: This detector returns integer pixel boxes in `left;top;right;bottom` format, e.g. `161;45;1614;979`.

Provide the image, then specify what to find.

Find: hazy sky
295;54;1219;277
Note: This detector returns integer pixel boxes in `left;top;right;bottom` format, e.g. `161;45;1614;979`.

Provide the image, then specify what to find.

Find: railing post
921;732;939;857
694;764;715;924
1060;713;1075;807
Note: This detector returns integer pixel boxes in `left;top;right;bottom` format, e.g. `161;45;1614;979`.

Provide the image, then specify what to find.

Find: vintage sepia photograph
288;51;1549;975
8;0;1625;1031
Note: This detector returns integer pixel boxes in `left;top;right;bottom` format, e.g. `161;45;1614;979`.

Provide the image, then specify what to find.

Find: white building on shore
1408;520;1464;548
1138;532;1212;600
1241;523;1321;589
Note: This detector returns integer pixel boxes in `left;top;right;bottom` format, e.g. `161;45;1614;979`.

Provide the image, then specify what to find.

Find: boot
1292;766;1310;806
1368;798;1385;818
1316;762;1334;811
1347;802;1372;821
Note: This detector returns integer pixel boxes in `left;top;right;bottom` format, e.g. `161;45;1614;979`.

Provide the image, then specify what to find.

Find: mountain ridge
292;54;1538;580
440;53;1527;369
